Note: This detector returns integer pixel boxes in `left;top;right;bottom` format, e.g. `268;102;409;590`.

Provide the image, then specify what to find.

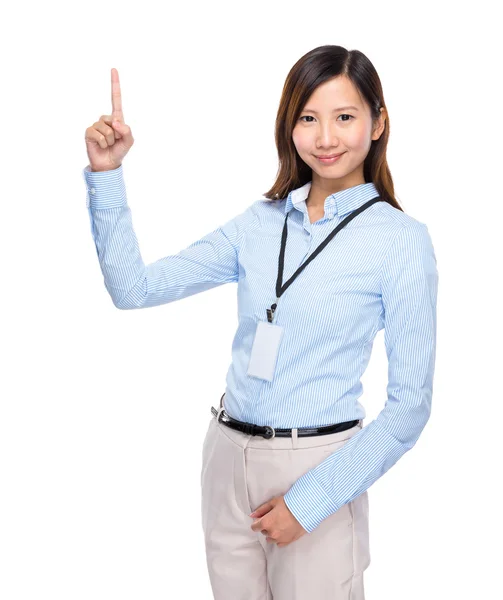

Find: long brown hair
263;45;403;212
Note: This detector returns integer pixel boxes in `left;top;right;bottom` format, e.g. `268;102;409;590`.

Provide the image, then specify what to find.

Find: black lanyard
266;195;383;323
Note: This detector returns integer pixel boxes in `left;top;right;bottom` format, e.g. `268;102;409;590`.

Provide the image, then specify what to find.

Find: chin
310;164;348;178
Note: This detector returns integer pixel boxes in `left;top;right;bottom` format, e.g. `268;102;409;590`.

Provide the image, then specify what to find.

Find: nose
316;122;340;150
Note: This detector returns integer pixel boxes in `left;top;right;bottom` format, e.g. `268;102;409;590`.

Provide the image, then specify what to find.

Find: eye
299;114;354;122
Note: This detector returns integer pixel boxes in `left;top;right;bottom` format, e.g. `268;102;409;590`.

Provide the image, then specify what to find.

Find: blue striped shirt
82;163;438;533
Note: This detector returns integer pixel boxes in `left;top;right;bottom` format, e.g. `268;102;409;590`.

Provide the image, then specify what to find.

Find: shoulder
244;198;285;228
373;199;429;230
252;198;284;213
366;202;437;281
373;201;436;252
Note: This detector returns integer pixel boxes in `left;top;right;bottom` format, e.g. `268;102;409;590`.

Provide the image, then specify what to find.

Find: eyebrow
302;105;359;113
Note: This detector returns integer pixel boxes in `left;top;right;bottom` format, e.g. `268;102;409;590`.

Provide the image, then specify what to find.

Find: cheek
345;123;372;149
292;130;307;153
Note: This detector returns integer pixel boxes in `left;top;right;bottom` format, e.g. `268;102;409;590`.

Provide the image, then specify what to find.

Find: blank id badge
246;319;284;382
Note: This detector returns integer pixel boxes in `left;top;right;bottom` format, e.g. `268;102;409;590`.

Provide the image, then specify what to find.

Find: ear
372;107;386;141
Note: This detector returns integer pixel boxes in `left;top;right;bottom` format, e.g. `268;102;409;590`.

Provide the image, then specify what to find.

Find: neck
307;169;366;209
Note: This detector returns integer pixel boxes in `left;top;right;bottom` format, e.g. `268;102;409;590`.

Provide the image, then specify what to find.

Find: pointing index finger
111;68;124;122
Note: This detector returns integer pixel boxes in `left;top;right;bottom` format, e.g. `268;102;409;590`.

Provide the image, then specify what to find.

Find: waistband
211;393;362;445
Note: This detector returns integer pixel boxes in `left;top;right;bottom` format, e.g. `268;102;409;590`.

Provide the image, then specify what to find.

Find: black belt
210;401;360;439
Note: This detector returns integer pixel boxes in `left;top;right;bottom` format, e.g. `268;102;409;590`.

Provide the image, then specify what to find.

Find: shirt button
90;187;96;195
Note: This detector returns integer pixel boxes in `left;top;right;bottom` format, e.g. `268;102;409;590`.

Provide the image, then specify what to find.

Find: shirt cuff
283;470;338;533
82;163;127;209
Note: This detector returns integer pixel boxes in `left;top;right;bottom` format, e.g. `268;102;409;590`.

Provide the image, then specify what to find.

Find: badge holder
246;299;284;382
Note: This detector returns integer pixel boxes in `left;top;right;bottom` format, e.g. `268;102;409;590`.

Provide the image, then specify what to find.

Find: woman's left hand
250;495;307;547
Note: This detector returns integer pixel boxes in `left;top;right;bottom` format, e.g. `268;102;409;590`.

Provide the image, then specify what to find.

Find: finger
100;115;121;140
111;67;124;123
94;120;116;146
111;120;134;145
251;519;268;534
250;503;270;518
85;126;108;150
250;518;261;531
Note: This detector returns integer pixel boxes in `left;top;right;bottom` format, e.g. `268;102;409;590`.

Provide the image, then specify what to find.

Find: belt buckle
217;407;229;423
263;426;275;439
211;406;228;422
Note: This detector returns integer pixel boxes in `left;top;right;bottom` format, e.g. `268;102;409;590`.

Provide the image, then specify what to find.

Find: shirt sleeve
283;222;439;533
82;163;258;309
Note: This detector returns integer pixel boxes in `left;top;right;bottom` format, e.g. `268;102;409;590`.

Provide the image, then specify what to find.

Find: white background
1;0;502;598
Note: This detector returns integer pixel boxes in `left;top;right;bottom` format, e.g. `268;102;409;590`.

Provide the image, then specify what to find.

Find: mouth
315;152;345;159
315;152;346;164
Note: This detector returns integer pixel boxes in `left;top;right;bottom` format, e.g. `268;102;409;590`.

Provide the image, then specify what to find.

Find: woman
83;45;438;600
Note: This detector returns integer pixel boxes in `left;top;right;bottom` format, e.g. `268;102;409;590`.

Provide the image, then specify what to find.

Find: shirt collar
284;180;380;218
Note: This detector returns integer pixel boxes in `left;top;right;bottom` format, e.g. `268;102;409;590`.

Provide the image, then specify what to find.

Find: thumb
250;501;272;518
111;119;123;140
112;120;134;146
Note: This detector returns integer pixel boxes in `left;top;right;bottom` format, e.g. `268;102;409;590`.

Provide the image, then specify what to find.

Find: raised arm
83;68;258;309
83;164;258;309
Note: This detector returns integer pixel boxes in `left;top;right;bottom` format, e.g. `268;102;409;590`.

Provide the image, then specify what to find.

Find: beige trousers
200;396;371;599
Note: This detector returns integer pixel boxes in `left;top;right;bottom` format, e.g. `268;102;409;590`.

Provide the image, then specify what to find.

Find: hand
250;495;307;548
84;68;135;172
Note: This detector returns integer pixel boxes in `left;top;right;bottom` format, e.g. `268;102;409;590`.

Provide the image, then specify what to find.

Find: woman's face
292;75;385;190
